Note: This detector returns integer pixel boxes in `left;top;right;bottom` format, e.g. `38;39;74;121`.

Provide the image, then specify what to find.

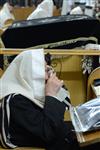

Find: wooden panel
0;68;3;77
13;6;36;20
76;130;100;147
52;55;87;106
1;49;100;55
53;6;61;16
0;147;45;150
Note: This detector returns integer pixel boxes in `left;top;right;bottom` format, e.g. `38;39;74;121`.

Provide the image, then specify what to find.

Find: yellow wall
51;55;87;120
52;55;87;106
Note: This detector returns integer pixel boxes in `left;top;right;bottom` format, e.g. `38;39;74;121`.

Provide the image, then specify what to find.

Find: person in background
0;49;80;150
0;2;15;28
27;0;54;20
32;0;63;9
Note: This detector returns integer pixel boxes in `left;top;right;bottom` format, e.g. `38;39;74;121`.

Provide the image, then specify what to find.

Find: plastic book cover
69;97;100;132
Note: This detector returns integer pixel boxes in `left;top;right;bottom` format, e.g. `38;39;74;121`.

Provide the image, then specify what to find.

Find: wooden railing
0;48;100;56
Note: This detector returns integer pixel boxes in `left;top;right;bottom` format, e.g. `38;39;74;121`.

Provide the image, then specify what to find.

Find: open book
69;97;100;133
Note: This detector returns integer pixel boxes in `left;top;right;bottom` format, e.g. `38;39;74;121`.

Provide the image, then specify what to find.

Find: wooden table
76;130;100;147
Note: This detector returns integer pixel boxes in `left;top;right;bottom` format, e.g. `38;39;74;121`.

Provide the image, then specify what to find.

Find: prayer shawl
27;0;54;20
1;15;100;49
0;49;45;108
0;2;14;28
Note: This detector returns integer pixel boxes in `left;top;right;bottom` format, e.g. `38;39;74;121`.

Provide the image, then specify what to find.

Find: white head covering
27;0;54;20
0;49;45;108
70;6;83;15
0;2;15;28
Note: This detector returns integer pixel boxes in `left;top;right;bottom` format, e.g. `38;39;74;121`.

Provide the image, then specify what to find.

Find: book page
70;97;100;132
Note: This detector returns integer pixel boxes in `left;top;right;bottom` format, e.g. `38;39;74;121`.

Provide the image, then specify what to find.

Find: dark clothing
32;0;43;7
0;0;7;5
53;0;63;8
0;94;80;150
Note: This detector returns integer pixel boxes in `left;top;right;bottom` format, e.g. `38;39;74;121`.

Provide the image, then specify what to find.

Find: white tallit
0;2;15;28
27;0;54;20
0;49;45;108
70;6;83;15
